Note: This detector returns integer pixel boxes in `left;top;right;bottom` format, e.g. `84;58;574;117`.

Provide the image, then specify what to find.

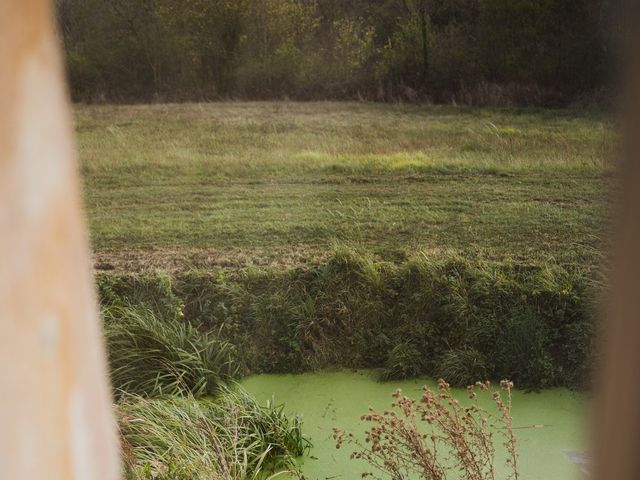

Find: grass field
77;102;614;271
79;100;613;479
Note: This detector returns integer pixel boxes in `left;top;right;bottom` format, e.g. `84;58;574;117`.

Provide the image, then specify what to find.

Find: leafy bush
104;304;239;397
118;386;310;479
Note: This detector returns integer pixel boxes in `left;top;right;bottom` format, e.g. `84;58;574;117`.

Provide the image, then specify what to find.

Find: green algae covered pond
243;371;588;480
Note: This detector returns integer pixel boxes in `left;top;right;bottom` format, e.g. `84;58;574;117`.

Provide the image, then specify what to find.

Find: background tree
57;0;612;105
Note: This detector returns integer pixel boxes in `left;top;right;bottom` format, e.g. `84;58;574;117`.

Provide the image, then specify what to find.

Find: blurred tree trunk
594;3;640;479
0;1;120;478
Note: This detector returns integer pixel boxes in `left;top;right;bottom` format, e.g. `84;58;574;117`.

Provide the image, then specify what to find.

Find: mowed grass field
76;102;615;271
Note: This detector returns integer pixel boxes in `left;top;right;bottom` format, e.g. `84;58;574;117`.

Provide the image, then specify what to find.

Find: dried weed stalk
334;379;519;480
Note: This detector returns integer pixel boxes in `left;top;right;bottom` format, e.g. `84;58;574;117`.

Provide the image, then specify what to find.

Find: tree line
56;0;619;105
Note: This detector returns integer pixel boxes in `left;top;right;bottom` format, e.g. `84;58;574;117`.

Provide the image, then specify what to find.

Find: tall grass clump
118;386;310;480
104;304;239;397
379;342;424;381
435;347;489;387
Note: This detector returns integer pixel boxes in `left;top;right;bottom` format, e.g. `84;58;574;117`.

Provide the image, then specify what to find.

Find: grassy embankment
80;102;613;477
81;102;613;388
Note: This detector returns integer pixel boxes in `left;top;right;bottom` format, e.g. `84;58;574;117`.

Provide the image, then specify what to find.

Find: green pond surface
243;371;588;480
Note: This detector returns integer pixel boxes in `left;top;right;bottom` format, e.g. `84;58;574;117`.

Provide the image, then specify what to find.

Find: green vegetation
80;102;609;476
80;102;613;270
84;103;610;390
118;387;309;479
58;0;613;104
99;248;597;390
104;303;239;397
104;294;309;478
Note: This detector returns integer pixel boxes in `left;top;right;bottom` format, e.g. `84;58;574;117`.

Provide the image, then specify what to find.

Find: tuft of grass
104;303;240;397
379;342;424;381
118;386;310;480
435;347;489;387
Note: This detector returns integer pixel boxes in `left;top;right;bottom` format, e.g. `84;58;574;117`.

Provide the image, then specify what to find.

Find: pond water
243;370;588;480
